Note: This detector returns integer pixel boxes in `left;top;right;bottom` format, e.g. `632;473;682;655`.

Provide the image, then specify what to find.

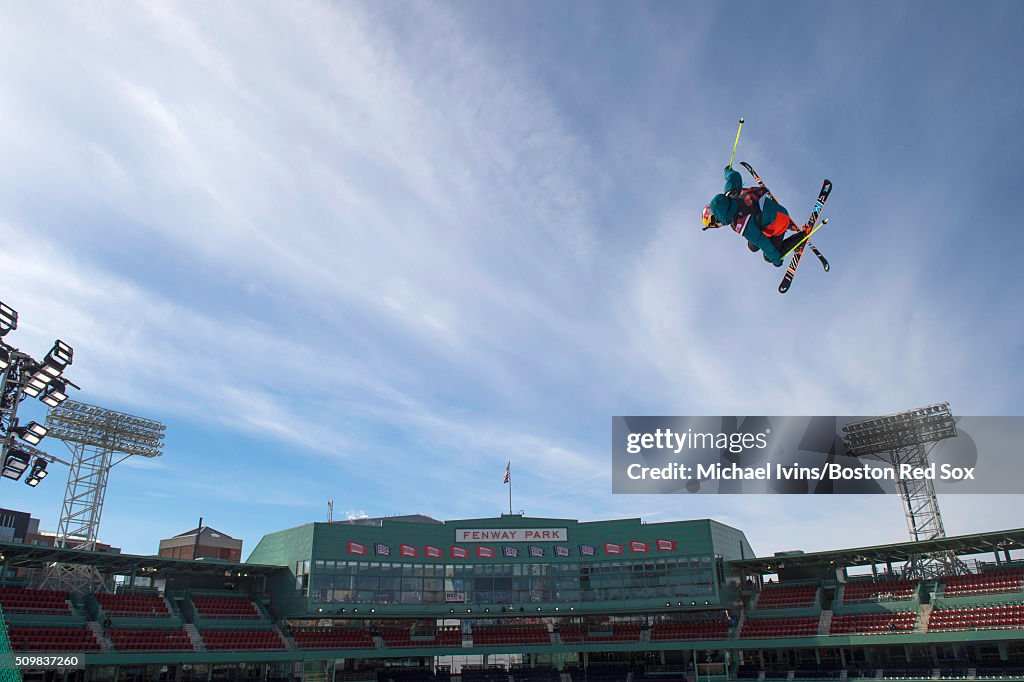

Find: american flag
579;544;596;556
375;543;391;556
504;462;510;484
528;546;545;558
554;545;571;557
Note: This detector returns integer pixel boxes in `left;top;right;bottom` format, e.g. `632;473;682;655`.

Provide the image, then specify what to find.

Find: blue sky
2;1;1022;558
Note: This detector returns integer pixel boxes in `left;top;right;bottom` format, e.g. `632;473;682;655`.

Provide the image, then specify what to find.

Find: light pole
842;402;967;578
0;298;78;487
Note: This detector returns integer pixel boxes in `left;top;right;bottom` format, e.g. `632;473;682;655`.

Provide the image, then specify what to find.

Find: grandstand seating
829;611;917;634
928;603;1024;631
735;664;760;679
740;616;819;638
461;668;512;682
793;664;841;680
557;625;585;643
0;586;71;615
557;623;642;644
471;624;550;646
510;668;560;682
8;626;101;651
200;629;286;650
841;579;918;603
649;618;729;641
379;670;438;682
378;625;461;648
568;665;634;682
191;595;261;619
976;660;1024;679
754;584;817;609
940;568;1024;597
290;627;374;649
377;669;442;682
96;592;170;618
107;628;192;651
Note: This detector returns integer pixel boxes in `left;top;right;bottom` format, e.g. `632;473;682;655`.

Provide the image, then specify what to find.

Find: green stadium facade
1;514;1023;682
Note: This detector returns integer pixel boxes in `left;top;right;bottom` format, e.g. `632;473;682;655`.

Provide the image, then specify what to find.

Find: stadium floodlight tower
0;298;76;487
40;399;165;594
842;402;966;579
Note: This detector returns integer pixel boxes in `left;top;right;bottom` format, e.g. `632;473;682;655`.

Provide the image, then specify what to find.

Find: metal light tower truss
41;400;165;593
842;402;967;579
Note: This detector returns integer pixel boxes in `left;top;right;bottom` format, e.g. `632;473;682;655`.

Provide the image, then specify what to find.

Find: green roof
727;528;1024;574
0;540;284;577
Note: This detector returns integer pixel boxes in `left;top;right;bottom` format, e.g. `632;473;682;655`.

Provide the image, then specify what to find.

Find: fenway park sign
455;528;568;542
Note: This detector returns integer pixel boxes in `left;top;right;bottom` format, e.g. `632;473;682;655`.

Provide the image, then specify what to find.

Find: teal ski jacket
710;167;787;265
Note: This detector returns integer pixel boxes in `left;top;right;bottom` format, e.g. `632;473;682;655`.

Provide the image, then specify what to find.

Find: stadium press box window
307;556;716;605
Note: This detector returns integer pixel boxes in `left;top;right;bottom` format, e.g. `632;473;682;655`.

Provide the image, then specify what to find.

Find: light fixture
2;449;31;480
45;340;73;369
0;346;10;370
0;302;17;336
25;459;48;487
11;421;48;446
23;459;46;478
22;375;49;397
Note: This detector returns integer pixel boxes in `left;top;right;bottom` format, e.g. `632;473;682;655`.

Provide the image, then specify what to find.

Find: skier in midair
701;165;807;267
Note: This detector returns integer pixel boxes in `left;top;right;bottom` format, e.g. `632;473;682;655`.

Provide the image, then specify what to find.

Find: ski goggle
702;205;720;229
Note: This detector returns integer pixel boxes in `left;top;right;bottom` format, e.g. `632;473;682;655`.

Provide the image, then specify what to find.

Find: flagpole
508;462;513;514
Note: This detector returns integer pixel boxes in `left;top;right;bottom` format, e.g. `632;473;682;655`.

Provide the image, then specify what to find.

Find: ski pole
783;218;829;258
729;117;744;169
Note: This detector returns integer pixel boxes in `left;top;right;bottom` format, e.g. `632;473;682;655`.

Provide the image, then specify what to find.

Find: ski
739;162;829;272
779;178;833;294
